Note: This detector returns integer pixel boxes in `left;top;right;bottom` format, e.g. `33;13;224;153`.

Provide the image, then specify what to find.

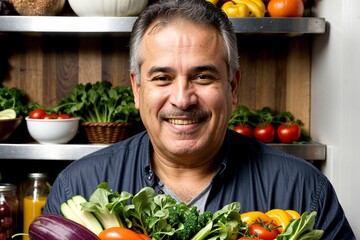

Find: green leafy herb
78;183;244;240
54;81;139;123
276;211;324;240
0;86;28;116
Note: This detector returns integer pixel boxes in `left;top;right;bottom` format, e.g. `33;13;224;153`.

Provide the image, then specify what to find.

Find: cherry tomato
43;114;53;119
29;108;46;119
57;113;72;119
253;123;275;143
233;124;253;138
249;223;280;240
98;227;144;240
277;122;301;144
238;237;259;240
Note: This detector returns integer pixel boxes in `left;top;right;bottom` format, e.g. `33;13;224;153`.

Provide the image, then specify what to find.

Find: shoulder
226;129;321;174
59;131;150;193
225;129;329;204
71;131;149;166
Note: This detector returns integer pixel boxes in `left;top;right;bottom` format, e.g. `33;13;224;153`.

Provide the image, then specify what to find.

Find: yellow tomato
265;209;293;232
240;211;273;226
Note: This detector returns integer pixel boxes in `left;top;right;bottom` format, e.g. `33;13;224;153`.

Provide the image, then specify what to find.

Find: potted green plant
54;81;140;144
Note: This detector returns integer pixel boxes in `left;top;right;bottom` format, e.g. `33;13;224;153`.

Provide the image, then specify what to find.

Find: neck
152;152;218;203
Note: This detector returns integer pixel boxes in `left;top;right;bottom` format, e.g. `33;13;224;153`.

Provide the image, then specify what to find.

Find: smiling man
44;0;354;239
129;16;239;203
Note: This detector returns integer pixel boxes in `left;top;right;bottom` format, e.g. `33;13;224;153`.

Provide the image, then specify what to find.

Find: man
44;0;355;238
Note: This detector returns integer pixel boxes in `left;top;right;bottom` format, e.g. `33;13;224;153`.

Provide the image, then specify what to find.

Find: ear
130;72;140;109
230;70;240;106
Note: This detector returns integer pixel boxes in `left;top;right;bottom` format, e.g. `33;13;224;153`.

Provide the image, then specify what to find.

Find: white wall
311;0;360;237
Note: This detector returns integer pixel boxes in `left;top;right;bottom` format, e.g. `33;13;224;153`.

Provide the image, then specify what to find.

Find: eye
193;74;216;84
151;75;173;86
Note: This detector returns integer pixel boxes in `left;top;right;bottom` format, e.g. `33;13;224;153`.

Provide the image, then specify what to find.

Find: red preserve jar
0;184;19;240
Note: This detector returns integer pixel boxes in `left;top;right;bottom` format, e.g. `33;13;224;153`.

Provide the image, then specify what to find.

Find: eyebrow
147;65;220;76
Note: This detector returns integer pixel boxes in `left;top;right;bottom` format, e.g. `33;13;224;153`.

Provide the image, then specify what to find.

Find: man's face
130;19;239;165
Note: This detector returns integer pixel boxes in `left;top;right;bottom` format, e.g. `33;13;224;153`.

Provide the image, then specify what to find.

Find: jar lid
28;173;48;179
0;183;17;192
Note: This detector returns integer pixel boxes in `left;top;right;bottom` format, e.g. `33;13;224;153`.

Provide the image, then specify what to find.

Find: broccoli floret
175;206;213;240
168;202;188;226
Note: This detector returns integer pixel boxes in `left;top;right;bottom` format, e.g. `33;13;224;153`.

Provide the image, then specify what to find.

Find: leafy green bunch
81;183;244;240
0;86;28;116
54;81;139;123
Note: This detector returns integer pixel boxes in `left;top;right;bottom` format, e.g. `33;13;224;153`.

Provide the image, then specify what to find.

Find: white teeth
168;118;199;125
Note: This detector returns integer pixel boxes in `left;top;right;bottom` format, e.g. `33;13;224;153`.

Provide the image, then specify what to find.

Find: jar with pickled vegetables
0;183;19;240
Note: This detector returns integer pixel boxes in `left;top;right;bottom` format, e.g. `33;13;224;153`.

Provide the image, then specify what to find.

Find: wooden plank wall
1;34;311;132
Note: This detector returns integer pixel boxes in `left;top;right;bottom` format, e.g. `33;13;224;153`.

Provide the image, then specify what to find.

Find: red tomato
253;123;275;143
233;124;253;138
277;122;301;144
43;114;53;119
51;112;58;119
249;223;280;240
57;113;71;119
98;227;144;240
238;237;259;240
138;233;152;240
29;108;46;119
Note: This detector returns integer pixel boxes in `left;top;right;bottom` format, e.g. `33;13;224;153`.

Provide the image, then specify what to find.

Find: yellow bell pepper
240;211;273;226
221;1;250;17
206;0;219;6
265;209;294;233
285;209;301;220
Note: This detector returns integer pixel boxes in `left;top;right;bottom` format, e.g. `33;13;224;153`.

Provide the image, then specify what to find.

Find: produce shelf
0;142;326;161
0;16;326;34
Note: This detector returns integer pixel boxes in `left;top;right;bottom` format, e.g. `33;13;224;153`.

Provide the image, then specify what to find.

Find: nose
169;77;197;110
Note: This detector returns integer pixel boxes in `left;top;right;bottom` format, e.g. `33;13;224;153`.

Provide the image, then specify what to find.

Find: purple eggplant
28;214;100;240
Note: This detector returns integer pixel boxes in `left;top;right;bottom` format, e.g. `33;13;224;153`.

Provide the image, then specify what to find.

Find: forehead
142;18;225;59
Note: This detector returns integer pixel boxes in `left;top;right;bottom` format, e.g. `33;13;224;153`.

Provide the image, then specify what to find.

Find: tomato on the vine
249;222;280;240
277;122;301;144
253;123;275;143
233;124;253;138
29;108;46;119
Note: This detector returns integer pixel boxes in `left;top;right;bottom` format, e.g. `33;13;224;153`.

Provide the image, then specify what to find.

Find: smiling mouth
167;118;201;125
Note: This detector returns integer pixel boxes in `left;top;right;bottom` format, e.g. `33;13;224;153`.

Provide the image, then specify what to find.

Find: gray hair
129;0;239;83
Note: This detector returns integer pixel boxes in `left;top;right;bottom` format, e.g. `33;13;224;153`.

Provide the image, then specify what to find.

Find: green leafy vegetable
54;81;139;123
276;211;324;240
78;183;244;240
0;86;28;116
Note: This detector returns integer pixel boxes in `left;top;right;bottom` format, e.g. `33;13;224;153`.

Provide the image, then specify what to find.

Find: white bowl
26;116;80;144
68;0;149;17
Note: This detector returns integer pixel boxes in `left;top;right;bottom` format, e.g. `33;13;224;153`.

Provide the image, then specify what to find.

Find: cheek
138;86;165;113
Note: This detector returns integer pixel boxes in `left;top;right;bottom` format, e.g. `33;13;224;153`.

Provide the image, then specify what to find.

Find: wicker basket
81;122;132;144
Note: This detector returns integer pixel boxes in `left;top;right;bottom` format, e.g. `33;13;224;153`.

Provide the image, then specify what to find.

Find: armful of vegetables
20;182;323;240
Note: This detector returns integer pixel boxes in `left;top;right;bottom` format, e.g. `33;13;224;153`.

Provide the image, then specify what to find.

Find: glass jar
22;173;50;238
0;183;19;240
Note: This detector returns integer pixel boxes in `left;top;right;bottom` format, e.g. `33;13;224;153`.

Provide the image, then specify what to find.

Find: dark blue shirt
43;130;355;239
